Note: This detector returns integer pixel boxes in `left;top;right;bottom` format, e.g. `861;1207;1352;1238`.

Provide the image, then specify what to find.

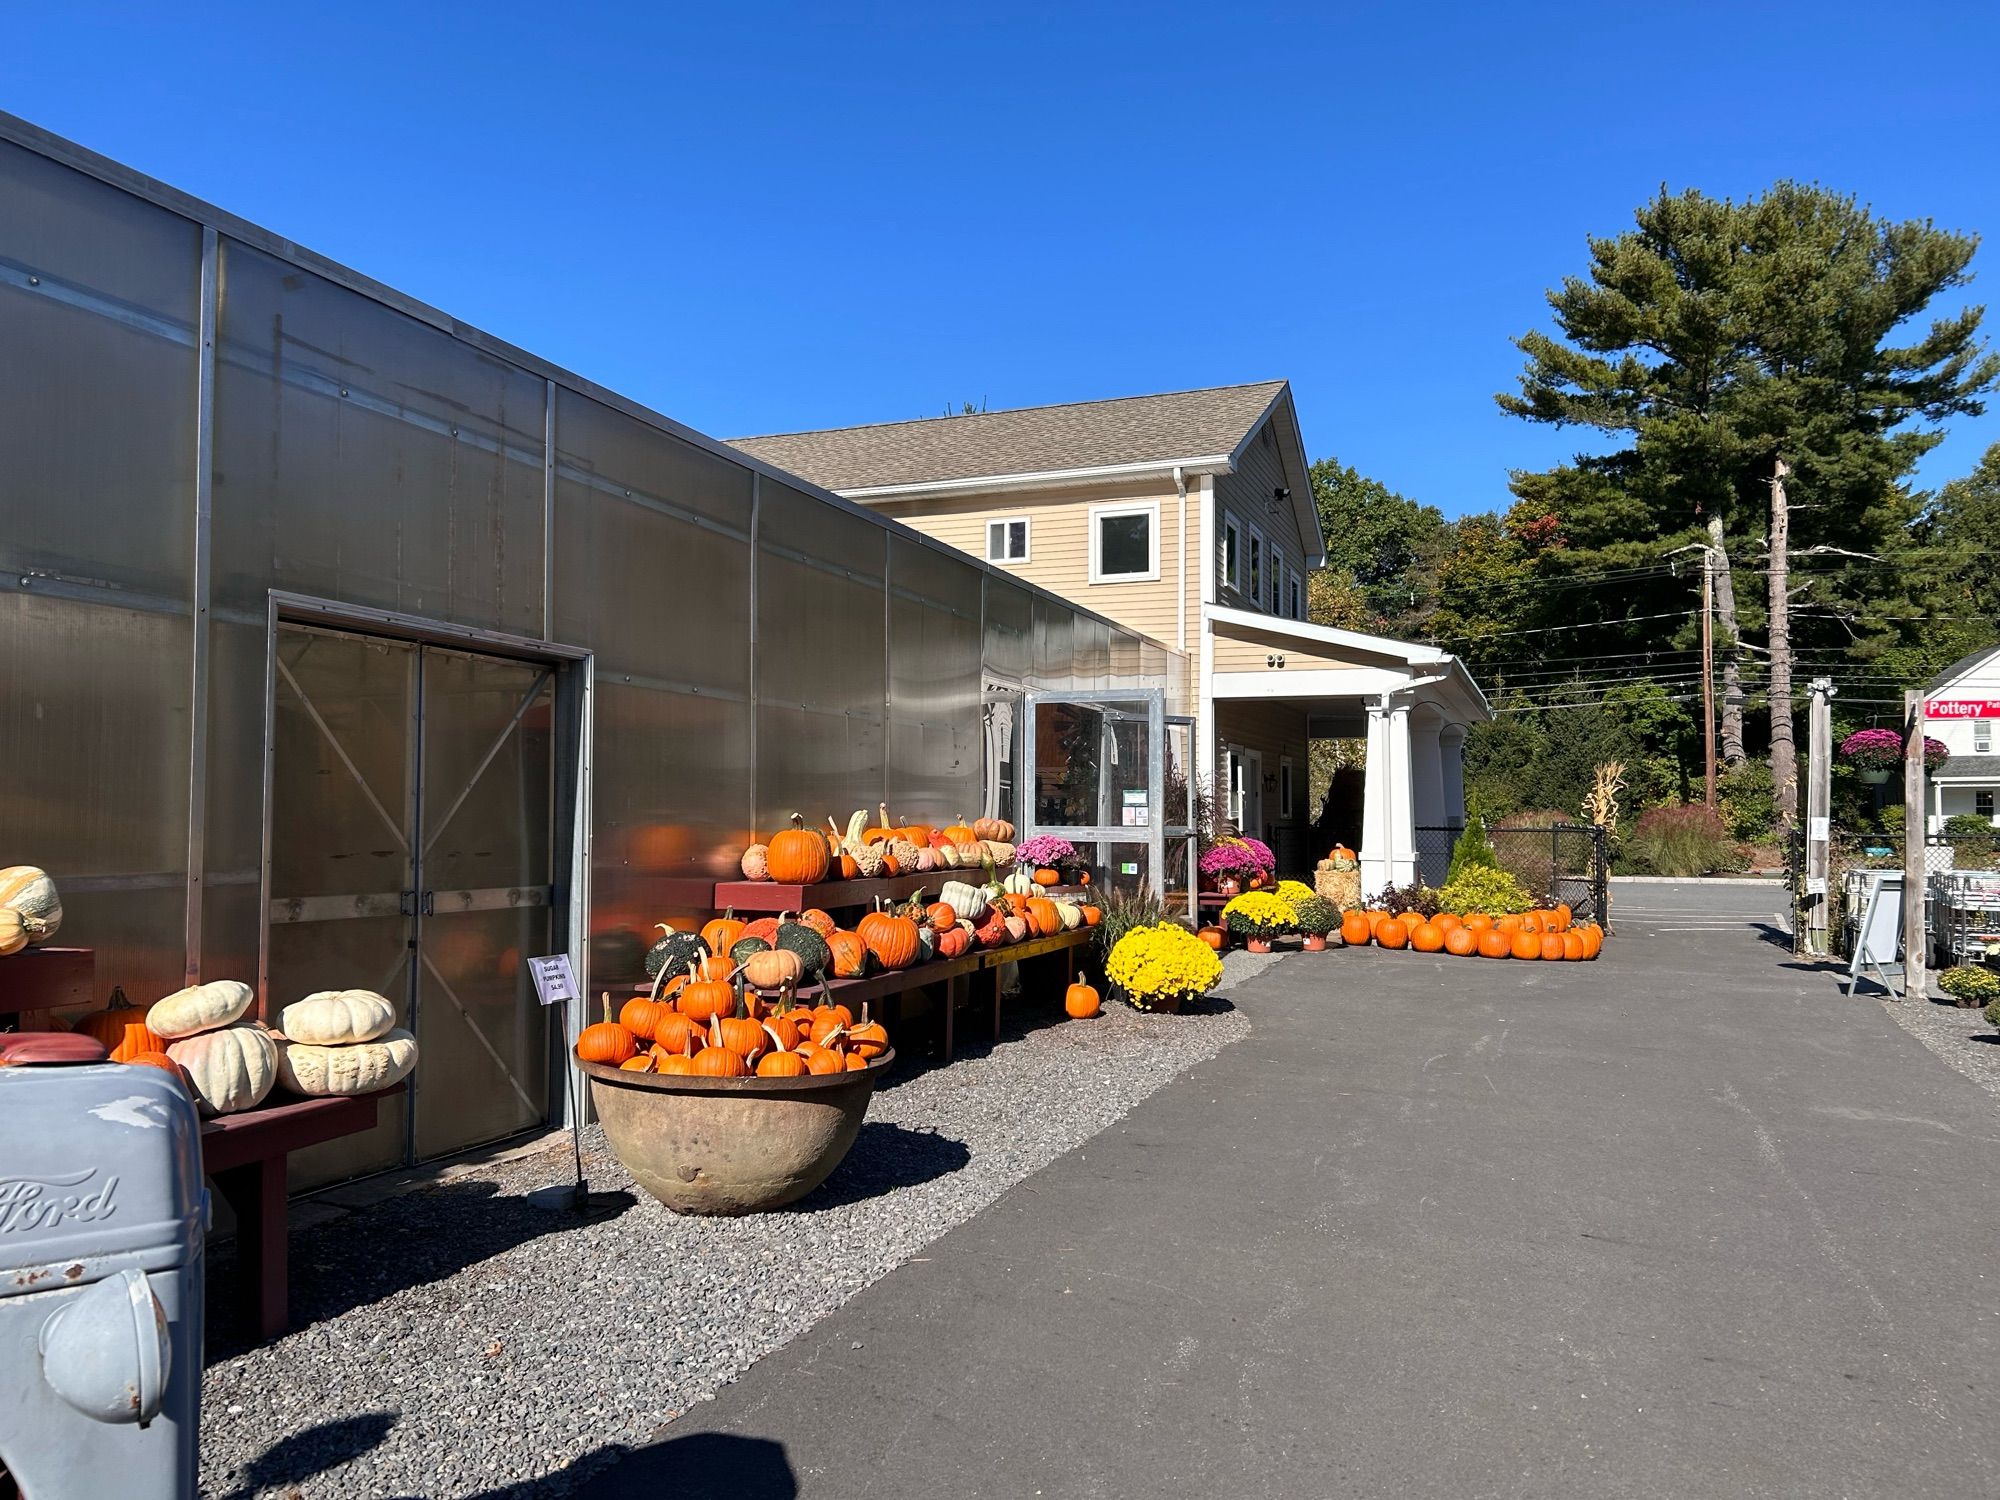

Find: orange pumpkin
619;1054;656;1072
74;988;164;1063
618;993;673;1043
1198;925;1227;950
1495;914;1523;935
1080;905;1102;927
1463;912;1495;932
1509;930;1542;960
1552;903;1574;931
692;1044;749;1077
846;1008;889;1058
577;997;638;1065
757;1047;808;1077
926;902;958;932
1032;867;1062;887
1518;913;1544;936
1476;929;1513;959
1560;930;1586;961
766;813;832;886
1431;912;1462;933
1339;911;1372;946
1376;918;1409;950
941;820;975;845
1539;932;1566;961
1025;897;1062;937
1443;926;1479;957
125;1050;183;1082
1409;922;1445;953
801;1043;845;1076
700;911;746;954
739;917;781;946
677;972;735;1025
796;908;836;938
1063;974;1101;1020
935;925;972;959
714;1010;766;1062
857;908;921;969
828;929;869;978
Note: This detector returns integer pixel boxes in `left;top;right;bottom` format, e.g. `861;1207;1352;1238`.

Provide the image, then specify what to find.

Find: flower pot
1302;933;1327;952
1855;767;1893;785
1246;937;1273;954
1218;877;1242;897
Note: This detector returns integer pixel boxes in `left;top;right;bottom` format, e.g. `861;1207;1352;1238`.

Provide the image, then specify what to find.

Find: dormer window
986;517;1030;564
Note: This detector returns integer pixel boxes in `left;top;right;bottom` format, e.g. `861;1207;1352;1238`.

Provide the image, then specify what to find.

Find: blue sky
7;3;1995;516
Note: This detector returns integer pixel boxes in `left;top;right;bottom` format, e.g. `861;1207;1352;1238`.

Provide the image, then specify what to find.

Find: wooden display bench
0;945;96;1031
202;1084;404;1342
710;872;937;914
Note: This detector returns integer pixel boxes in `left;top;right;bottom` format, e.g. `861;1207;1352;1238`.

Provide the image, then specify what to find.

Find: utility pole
1701;547;1717;808
1768;458;1797;836
1803;678;1834;956
1902;689;1928;1002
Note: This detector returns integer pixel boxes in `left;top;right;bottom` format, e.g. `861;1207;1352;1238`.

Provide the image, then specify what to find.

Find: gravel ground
1877;987;2000;1101
197;990;1253;1498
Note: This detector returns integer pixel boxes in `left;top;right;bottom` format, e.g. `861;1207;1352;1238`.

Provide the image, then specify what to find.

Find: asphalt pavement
575;880;2000;1499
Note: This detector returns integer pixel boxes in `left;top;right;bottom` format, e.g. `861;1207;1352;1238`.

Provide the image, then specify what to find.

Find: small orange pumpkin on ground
1443;926;1479;957
1064;973;1102;1020
1340;912;1372;946
1476;929;1513;959
1376;918;1409;950
1431;911;1462;933
1510;930;1543;960
1539;932;1566;961
1463;912;1495;933
1561;930;1586;961
1410;922;1445;953
1198;925;1227;950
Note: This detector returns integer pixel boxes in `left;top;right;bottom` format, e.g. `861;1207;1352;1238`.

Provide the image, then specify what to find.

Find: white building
1924;645;2000;829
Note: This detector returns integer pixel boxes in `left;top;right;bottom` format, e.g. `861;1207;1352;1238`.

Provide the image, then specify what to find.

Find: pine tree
1445;795;1500;885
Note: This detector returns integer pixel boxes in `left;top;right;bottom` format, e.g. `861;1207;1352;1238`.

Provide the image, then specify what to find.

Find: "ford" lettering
0;1171;119;1233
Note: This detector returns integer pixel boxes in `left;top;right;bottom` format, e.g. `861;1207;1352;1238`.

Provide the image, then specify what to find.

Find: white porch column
1359;696;1415;893
1439;724;1467;827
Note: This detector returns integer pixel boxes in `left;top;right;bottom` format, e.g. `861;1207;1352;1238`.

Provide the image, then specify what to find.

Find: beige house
733;382;1488;887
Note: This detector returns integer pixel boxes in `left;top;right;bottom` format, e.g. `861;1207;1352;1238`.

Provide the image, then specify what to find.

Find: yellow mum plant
1105;923;1224;1011
1221;890;1296;936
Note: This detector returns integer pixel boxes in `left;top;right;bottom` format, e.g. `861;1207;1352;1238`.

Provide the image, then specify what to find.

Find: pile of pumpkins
63;981;419;1117
642;882;1100;995
1338;905;1605;961
578;982;889;1078
740;806;1019;884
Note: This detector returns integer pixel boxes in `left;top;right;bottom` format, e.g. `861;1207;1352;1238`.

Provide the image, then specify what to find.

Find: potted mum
1105;921;1225;1012
1221;890;1295;953
1291;893;1337;951
1199;835;1276;895
1014;834;1081;887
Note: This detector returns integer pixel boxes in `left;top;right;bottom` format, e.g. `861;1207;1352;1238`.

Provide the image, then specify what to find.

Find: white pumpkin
167;1022;277;1116
939;880;988;923
1001;867;1036;896
279;989;396;1046
1056;901;1084;931
276;1029;417;1097
936;843;961;869
150;979;254;1039
0;866;61;944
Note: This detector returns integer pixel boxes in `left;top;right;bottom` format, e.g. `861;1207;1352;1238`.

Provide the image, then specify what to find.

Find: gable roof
729;381;1290;494
1928;643;2000;693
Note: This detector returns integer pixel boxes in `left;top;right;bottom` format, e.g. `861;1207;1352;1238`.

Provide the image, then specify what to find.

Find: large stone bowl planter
580;1051;892;1215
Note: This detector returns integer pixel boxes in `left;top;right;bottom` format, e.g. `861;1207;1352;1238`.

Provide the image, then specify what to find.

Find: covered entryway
265;616;576;1187
1200;605;1488;888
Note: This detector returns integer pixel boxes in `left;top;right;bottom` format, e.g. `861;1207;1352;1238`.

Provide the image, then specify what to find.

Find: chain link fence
1413;823;1610;924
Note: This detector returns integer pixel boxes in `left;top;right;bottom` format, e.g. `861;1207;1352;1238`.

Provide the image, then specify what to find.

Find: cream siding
1211;634;1376;676
1210;411;1312;620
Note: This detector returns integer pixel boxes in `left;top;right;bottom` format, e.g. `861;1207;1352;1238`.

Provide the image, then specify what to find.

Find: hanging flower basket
1840;729;1950;784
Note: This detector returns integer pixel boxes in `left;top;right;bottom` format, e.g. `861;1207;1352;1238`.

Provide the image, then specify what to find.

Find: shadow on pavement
216;1412;398;1500
473;1431;797;1499
792;1120;971;1212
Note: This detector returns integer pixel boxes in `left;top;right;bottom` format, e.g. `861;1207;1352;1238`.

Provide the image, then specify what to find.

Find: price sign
527;954;579;1008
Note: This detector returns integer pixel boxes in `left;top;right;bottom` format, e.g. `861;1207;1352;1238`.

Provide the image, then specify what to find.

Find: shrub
1623;804;1736;877
1369;883;1441;919
1718;760;1776;842
1945;813;1995;841
1938;965;2000;1007
1987;997;2000;1031
1878;805;1906;835
1444;796;1500;885
1094;886;1167;960
1435;865;1534;916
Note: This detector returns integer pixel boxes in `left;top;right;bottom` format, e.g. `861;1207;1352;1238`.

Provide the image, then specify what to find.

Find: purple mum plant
1015;834;1079;869
1840;728;1950;771
1199;836;1276;879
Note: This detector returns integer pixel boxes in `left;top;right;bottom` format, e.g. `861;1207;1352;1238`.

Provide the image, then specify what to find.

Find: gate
1414;822;1610;925
265;621;561;1186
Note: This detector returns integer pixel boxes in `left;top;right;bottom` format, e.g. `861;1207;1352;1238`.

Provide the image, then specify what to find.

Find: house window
1248;530;1262;605
1271;556;1284;614
985;518;1029;564
1979;790;1996;820
1090;501;1159;582
1288;575;1301;619
1280;755;1294;818
1222;514;1241;593
1977;720;1993;753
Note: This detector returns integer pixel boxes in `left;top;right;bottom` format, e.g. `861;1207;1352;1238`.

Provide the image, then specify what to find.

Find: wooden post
1701;547;1718;808
1902;690;1927;1002
1804;678;1834;957
1768;458;1797;834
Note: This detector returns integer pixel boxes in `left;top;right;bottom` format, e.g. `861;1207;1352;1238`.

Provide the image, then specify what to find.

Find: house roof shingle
1936;754;2000;781
727;381;1288;493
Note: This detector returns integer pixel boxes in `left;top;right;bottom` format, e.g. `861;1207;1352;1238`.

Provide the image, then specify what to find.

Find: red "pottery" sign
1925;699;2000;719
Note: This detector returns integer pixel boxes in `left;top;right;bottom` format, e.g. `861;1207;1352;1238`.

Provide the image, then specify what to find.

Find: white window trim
985;515;1031;565
1280;754;1294;818
1288;574;1301;620
1222;512;1242;595
1089;500;1161;584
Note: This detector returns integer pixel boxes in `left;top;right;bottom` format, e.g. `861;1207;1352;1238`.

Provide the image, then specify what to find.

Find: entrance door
1227;746;1263;840
267;622;557;1187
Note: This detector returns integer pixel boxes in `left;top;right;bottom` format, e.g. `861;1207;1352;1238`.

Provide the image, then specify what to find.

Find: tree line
1308;181;2000;852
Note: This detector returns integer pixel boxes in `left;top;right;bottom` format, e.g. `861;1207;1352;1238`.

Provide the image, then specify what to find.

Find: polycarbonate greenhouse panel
210;238;548;634
982;575;1034;684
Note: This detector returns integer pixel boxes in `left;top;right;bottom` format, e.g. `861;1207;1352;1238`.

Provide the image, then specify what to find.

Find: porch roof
1203;605;1490;725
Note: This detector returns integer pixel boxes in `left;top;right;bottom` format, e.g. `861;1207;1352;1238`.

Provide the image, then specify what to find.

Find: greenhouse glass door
1019;689;1196;918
